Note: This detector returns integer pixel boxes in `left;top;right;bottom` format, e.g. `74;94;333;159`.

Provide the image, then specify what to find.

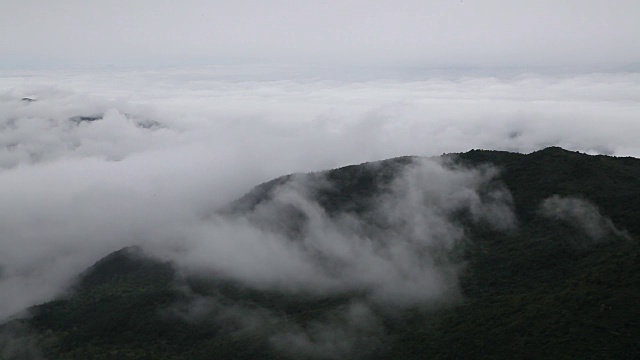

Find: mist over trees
2;147;639;359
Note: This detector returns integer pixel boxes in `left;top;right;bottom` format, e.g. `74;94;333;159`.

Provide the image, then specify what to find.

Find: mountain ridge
2;146;639;359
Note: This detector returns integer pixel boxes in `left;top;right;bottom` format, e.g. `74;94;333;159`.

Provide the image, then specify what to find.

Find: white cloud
540;195;630;241
0;68;637;320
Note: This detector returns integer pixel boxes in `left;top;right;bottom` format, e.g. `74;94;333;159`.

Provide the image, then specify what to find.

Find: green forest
2;147;639;359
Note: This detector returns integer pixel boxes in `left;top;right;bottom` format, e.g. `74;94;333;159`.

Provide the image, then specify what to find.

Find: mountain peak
530;146;576;155
76;246;173;290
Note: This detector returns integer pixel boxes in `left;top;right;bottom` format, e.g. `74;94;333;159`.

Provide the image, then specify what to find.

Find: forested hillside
2;147;639;359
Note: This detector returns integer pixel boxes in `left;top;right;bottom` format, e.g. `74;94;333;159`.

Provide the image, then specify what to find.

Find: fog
540;195;631;242
0;68;638;340
150;156;517;358
0;321;44;360
153;158;515;301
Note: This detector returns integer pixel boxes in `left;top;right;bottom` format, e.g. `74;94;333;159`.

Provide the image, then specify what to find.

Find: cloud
0;321;45;360
2;69;639;168
269;301;384;359
539;195;630;241
149;156;516;358
157;158;515;305
0;68;636;324
165;289;383;359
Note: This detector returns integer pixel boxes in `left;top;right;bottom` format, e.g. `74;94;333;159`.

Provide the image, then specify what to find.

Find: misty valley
1;147;639;359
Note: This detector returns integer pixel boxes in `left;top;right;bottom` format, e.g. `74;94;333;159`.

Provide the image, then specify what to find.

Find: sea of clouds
0;66;638;327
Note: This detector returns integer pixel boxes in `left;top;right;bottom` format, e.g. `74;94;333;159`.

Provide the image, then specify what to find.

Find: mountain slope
2;147;639;359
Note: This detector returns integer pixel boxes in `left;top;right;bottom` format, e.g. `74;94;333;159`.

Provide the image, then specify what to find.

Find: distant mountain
2;147;639;359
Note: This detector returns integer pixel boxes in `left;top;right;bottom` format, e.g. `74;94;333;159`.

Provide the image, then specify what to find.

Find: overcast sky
1;0;639;69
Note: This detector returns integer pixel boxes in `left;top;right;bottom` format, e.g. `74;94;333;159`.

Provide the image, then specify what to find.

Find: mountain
1;147;639;359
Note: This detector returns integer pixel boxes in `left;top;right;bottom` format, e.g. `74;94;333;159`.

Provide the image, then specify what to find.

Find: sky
1;0;639;70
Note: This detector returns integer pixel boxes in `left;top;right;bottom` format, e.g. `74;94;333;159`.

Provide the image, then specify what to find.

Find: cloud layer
158;158;516;358
161;159;515;302
0;68;638;321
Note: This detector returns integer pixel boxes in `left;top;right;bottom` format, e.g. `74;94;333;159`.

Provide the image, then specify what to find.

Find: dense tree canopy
2;147;639;359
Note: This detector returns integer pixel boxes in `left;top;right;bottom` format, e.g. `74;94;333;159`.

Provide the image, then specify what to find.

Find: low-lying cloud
165;289;384;359
0;68;637;324
1;69;639;173
158;158;515;305
156;158;516;357
540;195;630;242
0;321;44;360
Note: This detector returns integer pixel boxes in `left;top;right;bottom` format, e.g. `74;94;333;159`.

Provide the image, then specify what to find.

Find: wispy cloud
540;195;630;241
0;68;637;322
